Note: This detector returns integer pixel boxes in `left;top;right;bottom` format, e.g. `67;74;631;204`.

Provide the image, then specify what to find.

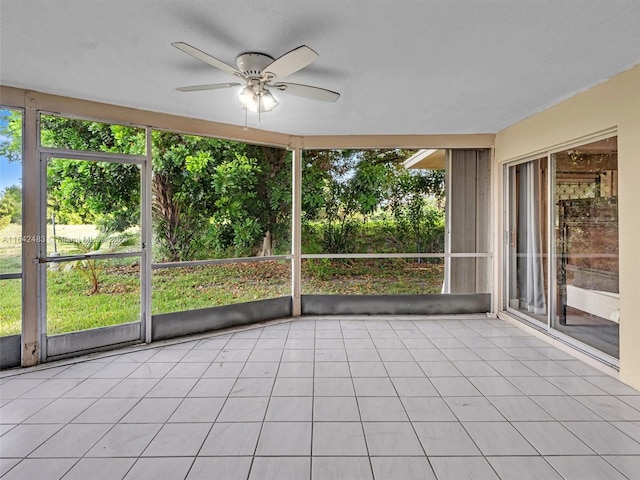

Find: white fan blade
172;42;241;77
263;45;318;79
176;82;240;92
273;82;340;102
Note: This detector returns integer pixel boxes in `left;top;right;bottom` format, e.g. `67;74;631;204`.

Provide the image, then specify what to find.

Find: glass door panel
552;137;619;359
507;158;549;325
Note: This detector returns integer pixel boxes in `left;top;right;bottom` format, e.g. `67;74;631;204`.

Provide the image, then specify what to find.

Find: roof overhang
404;149;447;170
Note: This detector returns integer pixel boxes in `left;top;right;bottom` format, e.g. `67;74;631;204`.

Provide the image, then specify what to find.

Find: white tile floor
1;315;640;479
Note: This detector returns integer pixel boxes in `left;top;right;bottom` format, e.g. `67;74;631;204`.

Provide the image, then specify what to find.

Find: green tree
47;159;140;231
246;145;291;256
210;153;262;256
150;133;293;261
388;167;446;255
38;115;145;232
301;149;444;254
0;109;22;163
1;112;294;261
151;132;227;261
0;110;23;228
40;115;146;155
2;113;447;263
0;185;22;227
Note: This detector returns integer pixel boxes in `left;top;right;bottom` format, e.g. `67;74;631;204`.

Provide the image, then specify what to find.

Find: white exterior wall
494;64;640;389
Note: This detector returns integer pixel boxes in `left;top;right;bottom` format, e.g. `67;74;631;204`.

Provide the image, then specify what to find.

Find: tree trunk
151;173;182;262
258;230;273;257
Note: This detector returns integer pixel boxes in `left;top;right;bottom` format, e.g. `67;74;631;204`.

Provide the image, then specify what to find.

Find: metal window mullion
0;273;22;280
37;150;49;361
38;251;142;263
443;149;452;294
38;147;145;165
547;151;555;333
291;146;302;316
488;147;496;307
152;255;291;270
300;253;491;259
150;253;486;268
37;110;148;132
141;127;153;344
502;163;510;312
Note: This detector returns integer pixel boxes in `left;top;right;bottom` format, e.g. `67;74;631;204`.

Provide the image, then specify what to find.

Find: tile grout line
344;318;375;479
310;318;316;480
178;333;237;480
389;318;435;478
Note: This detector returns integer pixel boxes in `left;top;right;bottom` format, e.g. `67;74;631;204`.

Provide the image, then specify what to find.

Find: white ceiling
1;0;639;137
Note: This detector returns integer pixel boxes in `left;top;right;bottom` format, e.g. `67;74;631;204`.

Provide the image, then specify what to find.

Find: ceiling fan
172;42;340;113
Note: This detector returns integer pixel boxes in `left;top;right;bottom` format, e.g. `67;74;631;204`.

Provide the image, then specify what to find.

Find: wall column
447;149;491;294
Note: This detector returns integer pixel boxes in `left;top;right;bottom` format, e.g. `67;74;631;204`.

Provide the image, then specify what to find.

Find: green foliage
249;146;292;256
0;185;22;226
3;112;446;263
301;154;330;221
388;169;446;257
351;160;388;214
152;132;237;261
211;154;262;256
47;159;140;231
0;278;22;336
0;110;23;229
0;110;22;163
302;150;363;252
32;121;293;262
302;149;445;254
149;132;293;261
35;116;146;233
40;115;146;154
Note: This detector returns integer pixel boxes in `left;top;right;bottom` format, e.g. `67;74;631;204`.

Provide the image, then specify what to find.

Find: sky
0;110;22;193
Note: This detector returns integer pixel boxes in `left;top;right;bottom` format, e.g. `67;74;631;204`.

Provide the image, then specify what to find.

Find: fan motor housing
236;53;275;77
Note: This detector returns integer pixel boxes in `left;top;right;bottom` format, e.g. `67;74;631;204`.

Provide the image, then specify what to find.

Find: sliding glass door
505;135;619;361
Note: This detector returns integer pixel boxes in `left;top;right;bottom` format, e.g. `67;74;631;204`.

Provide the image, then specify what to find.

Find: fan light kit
172;42;340;119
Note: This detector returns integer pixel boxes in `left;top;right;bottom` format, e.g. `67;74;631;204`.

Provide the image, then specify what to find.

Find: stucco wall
495;64;640;389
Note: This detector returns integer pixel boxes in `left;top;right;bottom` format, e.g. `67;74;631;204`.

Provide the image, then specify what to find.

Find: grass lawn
302;258;444;295
1;255;444;337
152;261;292;314
0;279;21;336
46;262;140;335
0;222;23;274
